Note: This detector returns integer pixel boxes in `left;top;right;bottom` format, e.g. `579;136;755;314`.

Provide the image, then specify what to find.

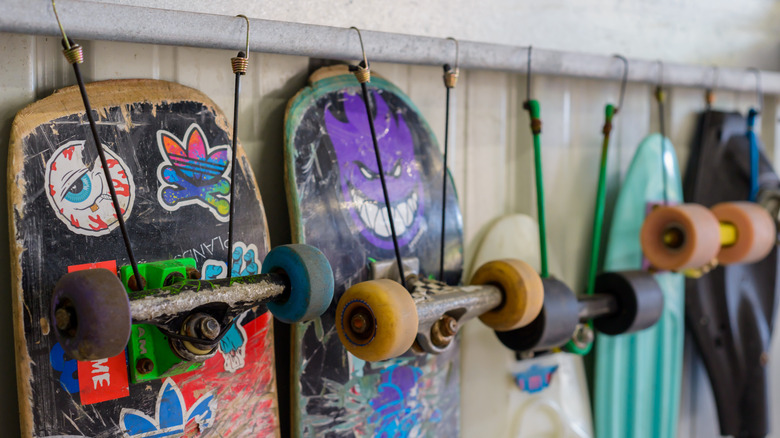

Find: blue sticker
513;364;559;394
368;364;440;436
50;342;79;394
120;378;215;437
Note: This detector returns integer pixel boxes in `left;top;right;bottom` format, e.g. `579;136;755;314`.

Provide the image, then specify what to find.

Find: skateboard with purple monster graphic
284;65;463;436
9;79;334;437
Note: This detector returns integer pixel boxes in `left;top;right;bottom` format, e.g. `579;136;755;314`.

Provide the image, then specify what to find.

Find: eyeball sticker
45;140;135;236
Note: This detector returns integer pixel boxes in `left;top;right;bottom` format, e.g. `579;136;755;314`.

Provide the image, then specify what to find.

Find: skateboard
284;64;543;436
468;214;593;437
9;79;333;437
682;109;780;437
592;133;685;438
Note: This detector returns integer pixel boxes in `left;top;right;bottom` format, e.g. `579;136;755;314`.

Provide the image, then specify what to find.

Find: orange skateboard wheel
336;279;418;362
712;201;776;265
640;204;721;271
471;259;544;331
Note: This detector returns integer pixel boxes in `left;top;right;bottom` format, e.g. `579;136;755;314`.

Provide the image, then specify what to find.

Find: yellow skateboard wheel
640;204;721;271
712;201;776;265
336;279;418;362
471;259;544;331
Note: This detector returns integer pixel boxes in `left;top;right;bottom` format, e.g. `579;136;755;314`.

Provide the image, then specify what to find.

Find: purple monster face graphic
325;91;423;250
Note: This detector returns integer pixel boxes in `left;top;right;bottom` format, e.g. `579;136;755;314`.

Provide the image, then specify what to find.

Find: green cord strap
564;103;615;356
524;99;548;279
587;104;615;296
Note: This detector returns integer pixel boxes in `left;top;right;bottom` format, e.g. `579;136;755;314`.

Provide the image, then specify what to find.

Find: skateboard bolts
182;313;221;341
431;315;458;348
348;307;375;341
135;358;154;375
200;317;221;340
186;267;201;279
54;307;74;333
163;271;185;287
572;324;594;349
127;274;147;292
350;312;369;334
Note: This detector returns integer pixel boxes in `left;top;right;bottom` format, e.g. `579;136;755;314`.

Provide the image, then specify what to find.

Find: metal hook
237;14;250;59
51;0;71;49
705;65;719;108
447;37;459;72
613;54;628;113
525;46;533;103
350;26;369;69
709;65;719;91
443;37;460;89
748;67;763;113
654;60;666;104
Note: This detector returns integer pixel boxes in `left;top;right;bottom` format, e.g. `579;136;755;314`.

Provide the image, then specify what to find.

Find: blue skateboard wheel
264;244;334;323
51;268;132;361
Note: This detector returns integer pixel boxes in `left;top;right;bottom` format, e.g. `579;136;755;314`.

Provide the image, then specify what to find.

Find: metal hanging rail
3;0;780;94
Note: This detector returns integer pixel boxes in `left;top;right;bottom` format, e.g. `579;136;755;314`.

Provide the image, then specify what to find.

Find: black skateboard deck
284;65;463;437
683;109;780;437
9;79;280;437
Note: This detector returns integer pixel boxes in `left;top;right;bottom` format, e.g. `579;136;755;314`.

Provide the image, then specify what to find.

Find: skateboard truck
51;244;334;380
336;258;545;361
495;271;664;353
641;201;776;276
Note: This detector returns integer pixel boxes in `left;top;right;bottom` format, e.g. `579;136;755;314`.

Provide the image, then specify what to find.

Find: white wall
1;0;779;437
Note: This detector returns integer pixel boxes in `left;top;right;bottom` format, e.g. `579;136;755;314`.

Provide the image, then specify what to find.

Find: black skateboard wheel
593;271;664;335
265;244;335;323
50;269;131;361
495;277;578;352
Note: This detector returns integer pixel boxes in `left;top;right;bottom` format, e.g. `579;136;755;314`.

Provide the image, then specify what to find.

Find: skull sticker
45;140;135;236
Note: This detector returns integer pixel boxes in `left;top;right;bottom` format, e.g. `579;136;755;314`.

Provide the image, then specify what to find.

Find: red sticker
77;353;130;405
68;260;130;405
68;260;117;273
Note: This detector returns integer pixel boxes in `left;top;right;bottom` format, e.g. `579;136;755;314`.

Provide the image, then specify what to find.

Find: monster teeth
363;203;378;232
392;205;408;236
375;207;391;237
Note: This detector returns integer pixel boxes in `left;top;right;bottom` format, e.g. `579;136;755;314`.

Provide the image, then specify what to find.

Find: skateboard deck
593;133;685;438
468;214;593;437
683;110;779;437
9;79;280;437
284;65;463;437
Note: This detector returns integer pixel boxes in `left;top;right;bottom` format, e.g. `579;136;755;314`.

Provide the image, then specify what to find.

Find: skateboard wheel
711;202;775;265
264;244;335;324
593;271;664;335
50;269;131;361
495;278;578;352
471;259;544;331
336;279;418;362
640;204;721;271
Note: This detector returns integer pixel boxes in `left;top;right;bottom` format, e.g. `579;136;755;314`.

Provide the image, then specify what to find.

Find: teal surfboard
593;133;685;438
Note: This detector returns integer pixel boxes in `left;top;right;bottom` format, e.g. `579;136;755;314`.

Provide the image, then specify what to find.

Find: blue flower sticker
120;378;216;437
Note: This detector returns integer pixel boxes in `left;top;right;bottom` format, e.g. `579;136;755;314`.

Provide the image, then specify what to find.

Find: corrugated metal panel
0;32;777;438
